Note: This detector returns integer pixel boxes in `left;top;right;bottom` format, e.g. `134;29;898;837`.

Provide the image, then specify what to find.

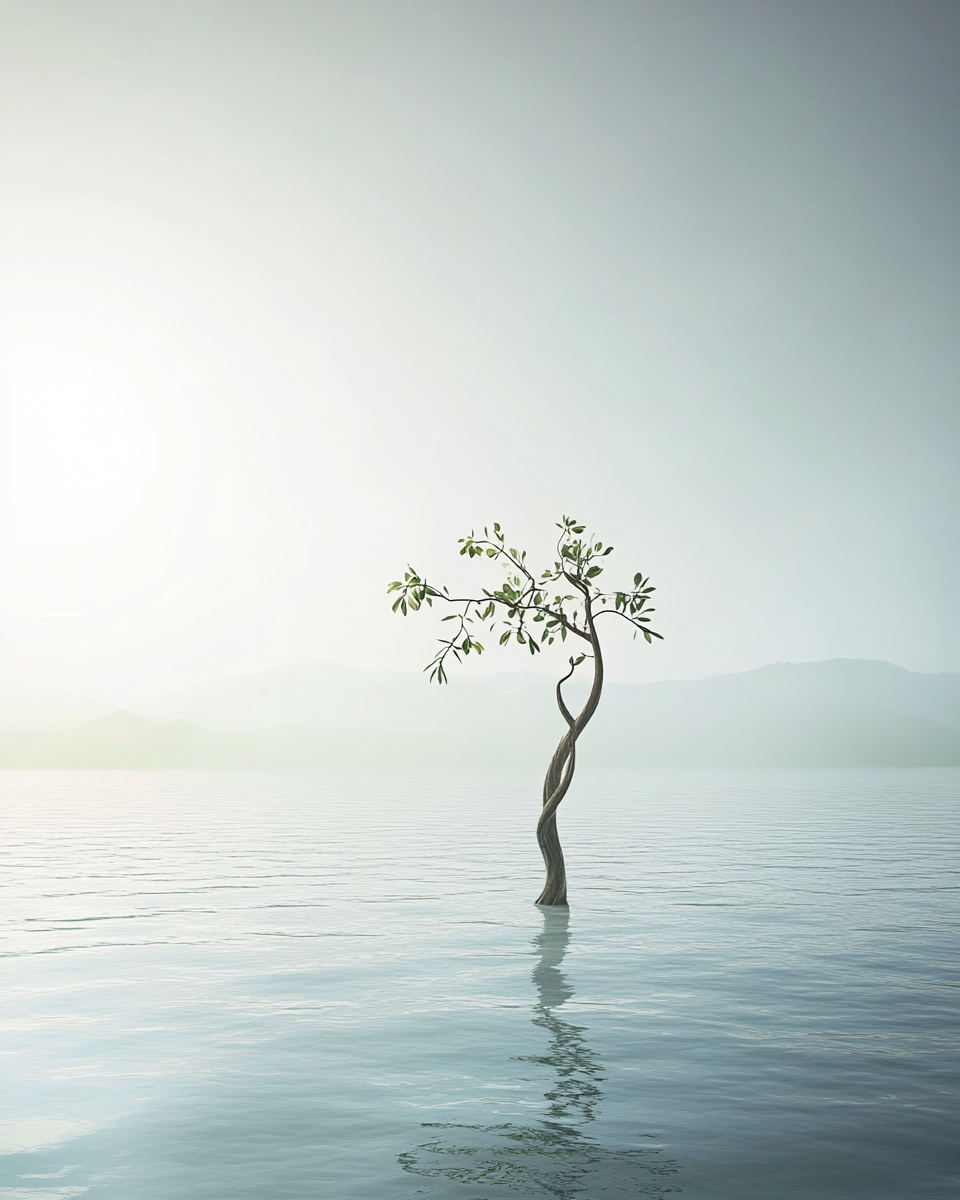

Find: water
1;768;957;1199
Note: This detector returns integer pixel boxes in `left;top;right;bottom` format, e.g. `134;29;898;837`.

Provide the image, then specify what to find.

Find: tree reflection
399;909;680;1197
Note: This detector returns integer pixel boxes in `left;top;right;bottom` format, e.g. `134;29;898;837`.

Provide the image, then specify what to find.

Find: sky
1;0;958;703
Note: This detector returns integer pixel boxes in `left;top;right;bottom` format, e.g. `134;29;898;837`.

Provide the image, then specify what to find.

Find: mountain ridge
1;659;958;767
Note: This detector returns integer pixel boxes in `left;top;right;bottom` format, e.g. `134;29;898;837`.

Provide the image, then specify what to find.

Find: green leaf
395;515;659;686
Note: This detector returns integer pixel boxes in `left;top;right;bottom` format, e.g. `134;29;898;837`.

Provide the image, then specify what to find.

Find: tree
388;516;662;906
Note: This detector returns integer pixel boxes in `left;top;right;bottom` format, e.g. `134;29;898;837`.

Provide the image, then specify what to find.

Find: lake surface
1;768;957;1199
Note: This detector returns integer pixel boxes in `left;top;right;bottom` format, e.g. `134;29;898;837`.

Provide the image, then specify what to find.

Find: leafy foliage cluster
388;516;662;683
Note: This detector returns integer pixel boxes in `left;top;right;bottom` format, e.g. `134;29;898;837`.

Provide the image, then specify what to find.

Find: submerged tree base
537;732;572;905
535;838;568;906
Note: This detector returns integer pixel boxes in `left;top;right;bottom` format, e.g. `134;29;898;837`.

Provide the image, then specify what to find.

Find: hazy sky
1;0;958;700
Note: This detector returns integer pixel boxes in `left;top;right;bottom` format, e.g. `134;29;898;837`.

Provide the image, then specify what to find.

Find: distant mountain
144;662;556;733
0;710;547;769
584;701;960;767
0;681;113;728
143;658;960;737
0;711;237;768
605;659;960;731
1;660;958;768
585;659;960;766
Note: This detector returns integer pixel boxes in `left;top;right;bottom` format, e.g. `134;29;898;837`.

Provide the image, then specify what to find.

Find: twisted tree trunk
535;594;603;906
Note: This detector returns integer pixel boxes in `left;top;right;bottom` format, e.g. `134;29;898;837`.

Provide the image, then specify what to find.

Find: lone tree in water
388;517;662;906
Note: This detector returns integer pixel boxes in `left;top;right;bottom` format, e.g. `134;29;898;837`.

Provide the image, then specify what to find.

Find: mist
1;1;958;704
